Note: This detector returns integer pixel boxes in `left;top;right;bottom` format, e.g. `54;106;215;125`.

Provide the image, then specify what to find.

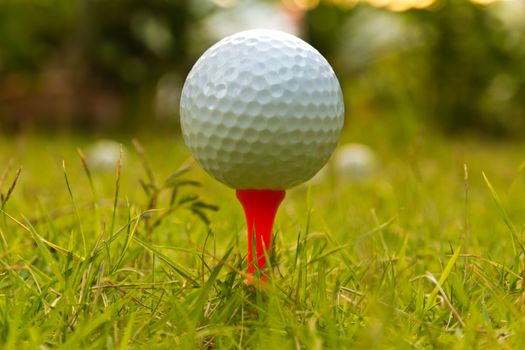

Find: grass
1;125;525;349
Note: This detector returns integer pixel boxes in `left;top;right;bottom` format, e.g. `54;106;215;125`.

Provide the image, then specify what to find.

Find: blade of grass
133;235;199;286
1;209;84;262
1;167;21;210
424;244;461;312
110;145;123;236
63;160;86;256
132;139;156;185
112;205;140;273
77;148;96;198
482;171;524;256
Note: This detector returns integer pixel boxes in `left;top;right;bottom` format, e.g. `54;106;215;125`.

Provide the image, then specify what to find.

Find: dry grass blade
77;148;96;197
1;166;22;209
110;144;123;236
132;138;156;185
0;158;14;193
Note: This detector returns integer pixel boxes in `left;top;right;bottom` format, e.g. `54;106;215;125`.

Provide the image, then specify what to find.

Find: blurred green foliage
308;0;525;137
0;0;192;79
422;1;525;135
0;0;524;136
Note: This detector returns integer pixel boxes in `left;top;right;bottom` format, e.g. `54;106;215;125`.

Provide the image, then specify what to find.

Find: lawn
1;124;525;349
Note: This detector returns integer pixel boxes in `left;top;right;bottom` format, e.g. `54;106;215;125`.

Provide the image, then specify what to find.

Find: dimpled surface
180;29;344;190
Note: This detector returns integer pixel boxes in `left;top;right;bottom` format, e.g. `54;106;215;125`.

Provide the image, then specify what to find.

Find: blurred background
0;0;524;138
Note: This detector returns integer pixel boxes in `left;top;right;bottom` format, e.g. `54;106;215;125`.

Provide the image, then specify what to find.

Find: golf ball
334;143;379;181
180;29;344;190
85;140;126;172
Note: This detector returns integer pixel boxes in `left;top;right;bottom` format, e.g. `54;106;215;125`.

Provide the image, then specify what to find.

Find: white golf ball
85;140;125;172
334;143;378;181
307;143;378;185
180;29;344;190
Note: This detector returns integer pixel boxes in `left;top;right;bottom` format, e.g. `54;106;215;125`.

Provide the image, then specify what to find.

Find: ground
1;123;525;349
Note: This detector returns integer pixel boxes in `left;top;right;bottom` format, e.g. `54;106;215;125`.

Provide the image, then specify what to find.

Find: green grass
1;126;525;349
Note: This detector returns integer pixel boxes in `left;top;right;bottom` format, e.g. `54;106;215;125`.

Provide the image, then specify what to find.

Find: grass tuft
1;133;525;348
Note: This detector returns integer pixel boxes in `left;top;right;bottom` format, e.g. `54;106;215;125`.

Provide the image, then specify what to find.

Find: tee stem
236;189;286;282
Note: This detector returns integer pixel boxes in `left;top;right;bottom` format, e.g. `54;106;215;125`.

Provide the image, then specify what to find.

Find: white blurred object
85;140;126;172
337;8;422;70
493;0;525;29
307;143;379;185
202;0;299;41
334;143;379;181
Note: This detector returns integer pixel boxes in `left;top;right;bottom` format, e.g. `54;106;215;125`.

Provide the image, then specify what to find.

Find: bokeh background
1;0;524;138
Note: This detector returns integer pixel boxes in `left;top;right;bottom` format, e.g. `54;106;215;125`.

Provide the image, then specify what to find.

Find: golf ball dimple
180;29;344;190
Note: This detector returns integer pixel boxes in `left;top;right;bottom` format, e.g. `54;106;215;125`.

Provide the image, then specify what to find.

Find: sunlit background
0;0;524;137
